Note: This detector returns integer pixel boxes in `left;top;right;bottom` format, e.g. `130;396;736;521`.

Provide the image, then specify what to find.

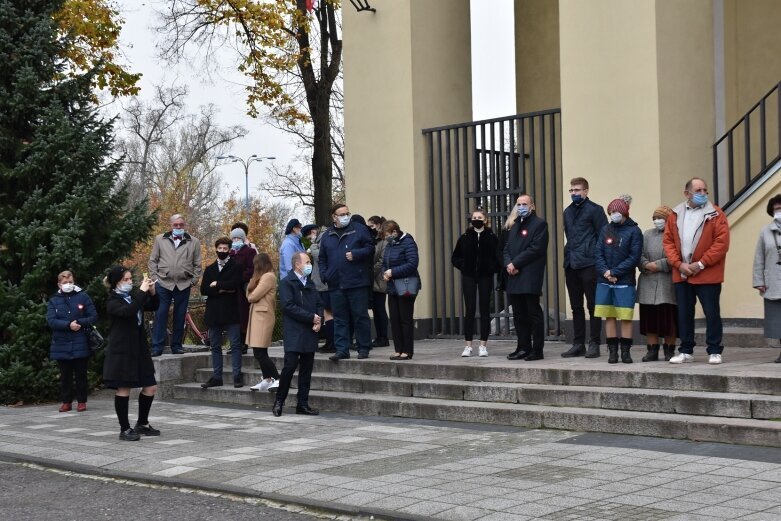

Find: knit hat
607;198;630;217
106;265;128;289
230;227;246;241
653;205;673;220
301;224;318;237
284;218;302;235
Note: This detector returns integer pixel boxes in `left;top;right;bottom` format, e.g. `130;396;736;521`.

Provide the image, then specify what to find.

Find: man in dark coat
504;194;549;361
562;177;607;358
200;237;245;389
273;252;324;417
318;203;375;360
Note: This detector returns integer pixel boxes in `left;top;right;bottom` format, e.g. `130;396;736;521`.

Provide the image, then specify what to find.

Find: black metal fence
713;82;781;210
423;110;564;339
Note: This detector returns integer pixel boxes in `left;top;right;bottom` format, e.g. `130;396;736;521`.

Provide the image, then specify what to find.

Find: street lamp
216;154;275;213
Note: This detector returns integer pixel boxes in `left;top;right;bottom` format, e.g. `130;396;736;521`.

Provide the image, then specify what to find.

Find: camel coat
245;272;277;348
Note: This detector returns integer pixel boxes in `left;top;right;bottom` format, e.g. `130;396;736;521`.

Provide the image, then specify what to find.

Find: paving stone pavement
1;397;780;521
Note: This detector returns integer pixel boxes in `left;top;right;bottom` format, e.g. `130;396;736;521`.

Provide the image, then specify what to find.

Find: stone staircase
157;339;781;448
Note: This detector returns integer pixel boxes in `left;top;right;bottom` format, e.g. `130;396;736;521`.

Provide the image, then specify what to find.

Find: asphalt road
0;460;348;521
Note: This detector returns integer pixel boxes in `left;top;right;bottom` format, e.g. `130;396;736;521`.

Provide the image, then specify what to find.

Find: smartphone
143;272;149;280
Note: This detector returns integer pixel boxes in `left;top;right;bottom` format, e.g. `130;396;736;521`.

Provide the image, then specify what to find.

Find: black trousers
388;294;417;355
509;293;545;354
57;358;89;403
252;348;280;380
565;266;602;344
462;275;493;341
276;351;315;407
372;291;389;339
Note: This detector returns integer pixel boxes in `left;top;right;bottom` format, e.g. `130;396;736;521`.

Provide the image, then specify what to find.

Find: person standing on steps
318;204;375;361
229;226;256;355
663;177;730;365
452;208;501;358
637;206;678;362
148;214;202;356
200;237;245;389
247;253;280;392
368;215;390;349
594;196;643;364
273;252;323;417
279;218;304;280
751;194;781;364
562;178;607;359
309;225;335;353
47;270;98;413
503;195;549;362
103;266;161;441
383;220;421;361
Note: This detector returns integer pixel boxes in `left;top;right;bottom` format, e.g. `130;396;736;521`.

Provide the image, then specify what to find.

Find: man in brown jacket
148;214;202;356
663;178;730;365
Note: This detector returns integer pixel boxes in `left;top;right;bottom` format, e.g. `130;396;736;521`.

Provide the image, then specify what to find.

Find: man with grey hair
148;214;202;356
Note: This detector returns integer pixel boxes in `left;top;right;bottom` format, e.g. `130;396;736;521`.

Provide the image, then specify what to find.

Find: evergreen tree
0;0;155;404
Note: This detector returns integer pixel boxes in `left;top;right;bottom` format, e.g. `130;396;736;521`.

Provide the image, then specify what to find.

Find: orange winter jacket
662;201;730;284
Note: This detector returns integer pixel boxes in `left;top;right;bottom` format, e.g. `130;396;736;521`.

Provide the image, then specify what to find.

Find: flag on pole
306;0;319;12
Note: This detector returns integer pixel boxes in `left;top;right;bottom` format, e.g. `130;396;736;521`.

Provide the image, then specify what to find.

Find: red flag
306;0;319;12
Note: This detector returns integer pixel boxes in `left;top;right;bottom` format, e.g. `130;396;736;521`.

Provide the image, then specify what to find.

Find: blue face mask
231;240;243;250
302;264;313;276
172;228;184;237
691;193;708;207
571;194;583;204
517;206;530;218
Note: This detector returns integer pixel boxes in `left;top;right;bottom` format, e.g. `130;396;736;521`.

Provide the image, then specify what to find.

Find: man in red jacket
663;177;730;364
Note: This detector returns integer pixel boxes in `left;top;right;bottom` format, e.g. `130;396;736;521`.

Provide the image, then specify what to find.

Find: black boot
585;341;601;358
620;338;633;364
607;337;619;364
561;344;586;358
662;344;676;361
272;400;283;417
642;344;659;362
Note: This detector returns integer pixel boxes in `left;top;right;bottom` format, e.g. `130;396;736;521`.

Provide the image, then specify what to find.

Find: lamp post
216;154;275;213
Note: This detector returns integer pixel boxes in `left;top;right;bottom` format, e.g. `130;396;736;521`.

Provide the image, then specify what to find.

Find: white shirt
681;203;704;262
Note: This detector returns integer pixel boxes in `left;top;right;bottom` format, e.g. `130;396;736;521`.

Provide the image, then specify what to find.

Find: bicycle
145;300;210;348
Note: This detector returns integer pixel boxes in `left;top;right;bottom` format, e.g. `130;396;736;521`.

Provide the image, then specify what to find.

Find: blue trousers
674;282;723;355
209;324;243;380
152;284;190;354
331;287;372;356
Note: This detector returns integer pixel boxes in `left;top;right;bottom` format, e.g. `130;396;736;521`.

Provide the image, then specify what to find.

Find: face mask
571;194;583;204
610;212;623;224
387;233;398;243
216;251;229;260
471;219;485;229
302;264;313;276
653;218;666;231
691;193;708;207
231;241;243;250
337;215;351;227
60;283;75;293
368;227;378;237
172;228;184;237
118;282;132;293
517;206;530;218
774;211;781;223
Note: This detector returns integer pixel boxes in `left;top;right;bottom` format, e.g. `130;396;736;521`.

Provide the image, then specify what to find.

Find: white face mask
337;215;351;227
117;282;133;293
653;218;666;231
610;212;623;224
60;283;75;293
774;211;781;223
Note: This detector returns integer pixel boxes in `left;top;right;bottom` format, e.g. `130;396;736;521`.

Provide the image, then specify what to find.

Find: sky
114;0;515;216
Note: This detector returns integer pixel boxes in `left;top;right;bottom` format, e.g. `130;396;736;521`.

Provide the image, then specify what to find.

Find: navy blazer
279;271;324;353
503;213;549;295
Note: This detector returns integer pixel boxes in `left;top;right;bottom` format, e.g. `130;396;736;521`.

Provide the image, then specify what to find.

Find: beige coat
245;272;276;347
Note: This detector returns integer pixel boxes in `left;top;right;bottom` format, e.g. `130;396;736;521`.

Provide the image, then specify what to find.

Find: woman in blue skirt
594;196;643;364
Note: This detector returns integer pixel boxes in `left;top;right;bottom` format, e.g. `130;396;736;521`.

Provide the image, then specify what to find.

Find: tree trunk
312;93;333;226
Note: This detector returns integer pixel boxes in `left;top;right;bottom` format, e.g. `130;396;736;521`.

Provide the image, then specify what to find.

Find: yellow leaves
55;0;140;97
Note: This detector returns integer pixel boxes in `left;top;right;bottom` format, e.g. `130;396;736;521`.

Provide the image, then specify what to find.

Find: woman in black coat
503;194;549;361
103;266;161;441
452;209;501;357
272;252;323;417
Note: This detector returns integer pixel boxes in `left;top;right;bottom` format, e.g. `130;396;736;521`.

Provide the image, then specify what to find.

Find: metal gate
423;110;564;339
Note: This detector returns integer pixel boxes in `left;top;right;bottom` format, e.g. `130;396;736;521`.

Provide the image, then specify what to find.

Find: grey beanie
230;228;246;241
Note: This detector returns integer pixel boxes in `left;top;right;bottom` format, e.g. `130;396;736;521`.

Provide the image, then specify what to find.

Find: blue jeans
331;287;372;356
209;324;243;380
152;284;191;354
674;282;723;355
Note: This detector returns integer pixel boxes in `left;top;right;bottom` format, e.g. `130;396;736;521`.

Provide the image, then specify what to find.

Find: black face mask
368;227;378;238
216;251;230;260
471;219;485;229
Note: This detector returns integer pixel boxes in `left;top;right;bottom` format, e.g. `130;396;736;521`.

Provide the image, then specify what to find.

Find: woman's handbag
87;327;105;353
392;277;420;296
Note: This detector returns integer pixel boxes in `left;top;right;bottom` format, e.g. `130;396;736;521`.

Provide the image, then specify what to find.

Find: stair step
171;383;781;448
195;368;781;420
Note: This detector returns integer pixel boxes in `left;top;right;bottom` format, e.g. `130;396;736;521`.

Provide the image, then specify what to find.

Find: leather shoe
584;341;601;358
329;352;349;361
201;378;223;389
561;344;586;358
523;352;544;361
296;405;320;415
507;350;530;360
272;401;283;417
357;350;370;359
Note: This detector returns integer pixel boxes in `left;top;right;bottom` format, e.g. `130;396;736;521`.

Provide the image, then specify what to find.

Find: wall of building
515;0;561;113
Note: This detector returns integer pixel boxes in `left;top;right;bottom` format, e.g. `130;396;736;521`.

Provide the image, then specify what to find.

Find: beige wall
343;0;472;318
515;0;561;113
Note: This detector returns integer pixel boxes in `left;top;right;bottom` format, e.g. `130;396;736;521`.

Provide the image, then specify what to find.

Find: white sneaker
708;354;723;365
461;346;472;357
478;346;488;357
669;353;694;364
267;379;279;392
250;379;272;392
